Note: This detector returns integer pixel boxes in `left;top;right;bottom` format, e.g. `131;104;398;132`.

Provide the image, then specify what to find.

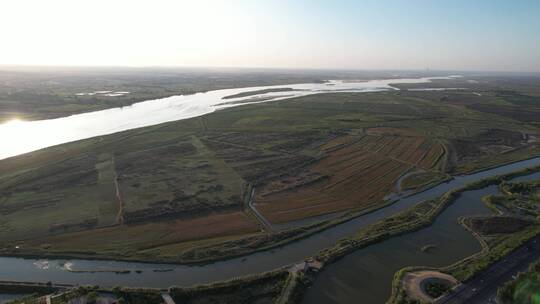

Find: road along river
1;155;540;288
0;76;460;160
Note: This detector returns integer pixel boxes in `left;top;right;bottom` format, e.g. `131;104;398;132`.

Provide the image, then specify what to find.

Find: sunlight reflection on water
0;76;460;160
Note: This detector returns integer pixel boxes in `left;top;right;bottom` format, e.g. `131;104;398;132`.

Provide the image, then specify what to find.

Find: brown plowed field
257;134;445;223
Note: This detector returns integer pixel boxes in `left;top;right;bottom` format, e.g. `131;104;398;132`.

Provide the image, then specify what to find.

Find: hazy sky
1;0;539;71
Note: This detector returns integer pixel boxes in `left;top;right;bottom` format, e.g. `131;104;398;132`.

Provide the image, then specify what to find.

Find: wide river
0;76;460;160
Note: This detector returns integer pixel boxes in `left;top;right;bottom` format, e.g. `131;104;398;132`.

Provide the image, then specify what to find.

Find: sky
0;0;539;72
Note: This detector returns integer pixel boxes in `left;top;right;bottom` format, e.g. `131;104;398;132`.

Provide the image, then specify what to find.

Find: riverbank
2;267;293;304
0;197;398;266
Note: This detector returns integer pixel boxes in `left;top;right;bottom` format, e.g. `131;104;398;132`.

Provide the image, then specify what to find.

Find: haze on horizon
1;0;539;72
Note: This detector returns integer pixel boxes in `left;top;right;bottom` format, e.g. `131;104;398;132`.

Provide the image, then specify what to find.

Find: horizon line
0;63;539;75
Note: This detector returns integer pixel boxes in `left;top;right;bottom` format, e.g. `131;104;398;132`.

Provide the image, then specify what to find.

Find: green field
1;73;540;262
